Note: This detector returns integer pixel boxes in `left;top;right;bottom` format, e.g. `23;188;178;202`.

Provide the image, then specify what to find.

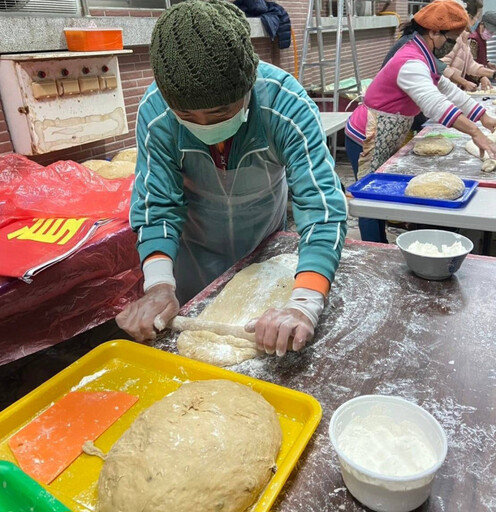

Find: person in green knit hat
117;0;348;358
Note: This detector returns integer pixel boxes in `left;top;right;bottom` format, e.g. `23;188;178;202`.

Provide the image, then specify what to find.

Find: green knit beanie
150;0;259;110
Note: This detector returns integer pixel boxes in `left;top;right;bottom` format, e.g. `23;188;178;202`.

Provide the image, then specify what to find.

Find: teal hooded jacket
130;61;348;300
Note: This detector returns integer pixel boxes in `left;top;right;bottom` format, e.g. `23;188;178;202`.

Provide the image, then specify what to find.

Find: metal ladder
299;0;362;157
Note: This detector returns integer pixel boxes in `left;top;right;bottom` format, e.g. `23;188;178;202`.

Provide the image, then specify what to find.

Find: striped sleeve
397;60;464;127
261;72;348;285
437;76;486;122
438;105;463;127
467;103;485;122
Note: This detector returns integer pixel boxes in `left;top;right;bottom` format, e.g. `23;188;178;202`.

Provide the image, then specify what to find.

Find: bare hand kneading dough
405;172;465;200
176;254;298;367
413;136;454;156
97;380;282;512
465;134;496;173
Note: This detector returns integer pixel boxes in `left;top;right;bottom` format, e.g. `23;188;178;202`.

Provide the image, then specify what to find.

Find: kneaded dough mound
97;379;282;512
413;136;454;156
481;158;496;172
82;160;135;179
405;172;465;200
111;148;137;163
82;159;107;172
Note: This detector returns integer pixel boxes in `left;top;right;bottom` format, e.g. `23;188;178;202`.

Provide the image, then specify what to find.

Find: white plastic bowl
329;395;447;512
396;229;473;280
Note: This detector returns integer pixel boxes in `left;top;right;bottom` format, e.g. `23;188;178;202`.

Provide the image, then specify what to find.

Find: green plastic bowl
0;460;70;512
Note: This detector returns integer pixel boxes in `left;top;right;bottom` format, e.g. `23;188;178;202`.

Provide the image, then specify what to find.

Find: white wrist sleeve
284;288;325;327
143;257;176;293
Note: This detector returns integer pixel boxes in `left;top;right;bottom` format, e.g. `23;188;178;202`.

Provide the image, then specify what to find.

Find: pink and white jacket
442;31;485;79
346;35;486;145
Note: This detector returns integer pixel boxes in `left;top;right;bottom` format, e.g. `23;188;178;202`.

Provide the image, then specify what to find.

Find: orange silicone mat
9;391;138;484
0;340;322;511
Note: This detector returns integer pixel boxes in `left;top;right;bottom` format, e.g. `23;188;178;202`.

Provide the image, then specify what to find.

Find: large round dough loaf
111;148;137;163
413;136;454;156
97;379;282;512
83;160;135;179
405;172;465;200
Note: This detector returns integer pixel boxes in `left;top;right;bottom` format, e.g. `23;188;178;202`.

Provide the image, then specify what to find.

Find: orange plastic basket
64;28;123;52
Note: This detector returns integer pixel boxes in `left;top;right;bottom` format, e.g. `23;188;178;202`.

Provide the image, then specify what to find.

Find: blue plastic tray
348;173;478;208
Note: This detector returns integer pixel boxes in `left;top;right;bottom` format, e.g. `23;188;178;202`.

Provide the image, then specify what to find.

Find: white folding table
349;187;496;253
319;112;351;136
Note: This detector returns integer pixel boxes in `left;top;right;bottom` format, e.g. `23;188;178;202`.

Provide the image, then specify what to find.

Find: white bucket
329;395;447;512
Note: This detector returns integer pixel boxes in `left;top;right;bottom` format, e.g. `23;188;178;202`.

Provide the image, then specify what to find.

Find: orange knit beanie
413;0;469;31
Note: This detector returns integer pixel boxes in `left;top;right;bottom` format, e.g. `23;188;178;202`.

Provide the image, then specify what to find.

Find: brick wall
0;1;408;163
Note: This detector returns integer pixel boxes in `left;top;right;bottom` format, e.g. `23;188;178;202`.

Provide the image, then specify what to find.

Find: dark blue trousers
345;135;388;243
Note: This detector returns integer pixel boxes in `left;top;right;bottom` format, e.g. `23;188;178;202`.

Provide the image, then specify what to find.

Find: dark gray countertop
156;233;496;512
2;234;495;511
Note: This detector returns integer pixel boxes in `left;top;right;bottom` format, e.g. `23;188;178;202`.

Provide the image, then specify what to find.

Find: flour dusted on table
337;409;437;477
97;380;281;512
407;241;466;257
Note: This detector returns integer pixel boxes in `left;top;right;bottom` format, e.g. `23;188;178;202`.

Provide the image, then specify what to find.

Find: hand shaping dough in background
177;254;297;367
465;134;496;173
405;172;465;200
97;380;282;512
413;136;454;156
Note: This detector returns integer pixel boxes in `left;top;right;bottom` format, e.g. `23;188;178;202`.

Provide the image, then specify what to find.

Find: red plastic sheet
0;155;141;364
0;154;133;220
0;220;143;365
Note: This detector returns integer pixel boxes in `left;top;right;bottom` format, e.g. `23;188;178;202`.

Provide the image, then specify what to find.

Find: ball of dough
97;380;282;512
481;158;496;173
111;148;137;163
82;159;108;172
413;136;454;156
83;160;135;179
405;172;465;200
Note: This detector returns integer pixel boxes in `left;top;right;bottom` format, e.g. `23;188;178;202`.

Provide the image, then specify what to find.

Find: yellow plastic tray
0;340;322;511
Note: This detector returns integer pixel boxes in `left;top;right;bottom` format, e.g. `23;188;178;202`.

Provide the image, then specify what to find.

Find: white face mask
174;92;251;145
482;28;494;41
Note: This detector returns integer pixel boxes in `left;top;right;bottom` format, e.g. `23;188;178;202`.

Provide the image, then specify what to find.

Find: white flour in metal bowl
407;241;466;257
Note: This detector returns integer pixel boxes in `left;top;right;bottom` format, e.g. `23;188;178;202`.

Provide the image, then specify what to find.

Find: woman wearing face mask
441;20;496;91
116;0;348;357
469;11;496;70
345;0;496;243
